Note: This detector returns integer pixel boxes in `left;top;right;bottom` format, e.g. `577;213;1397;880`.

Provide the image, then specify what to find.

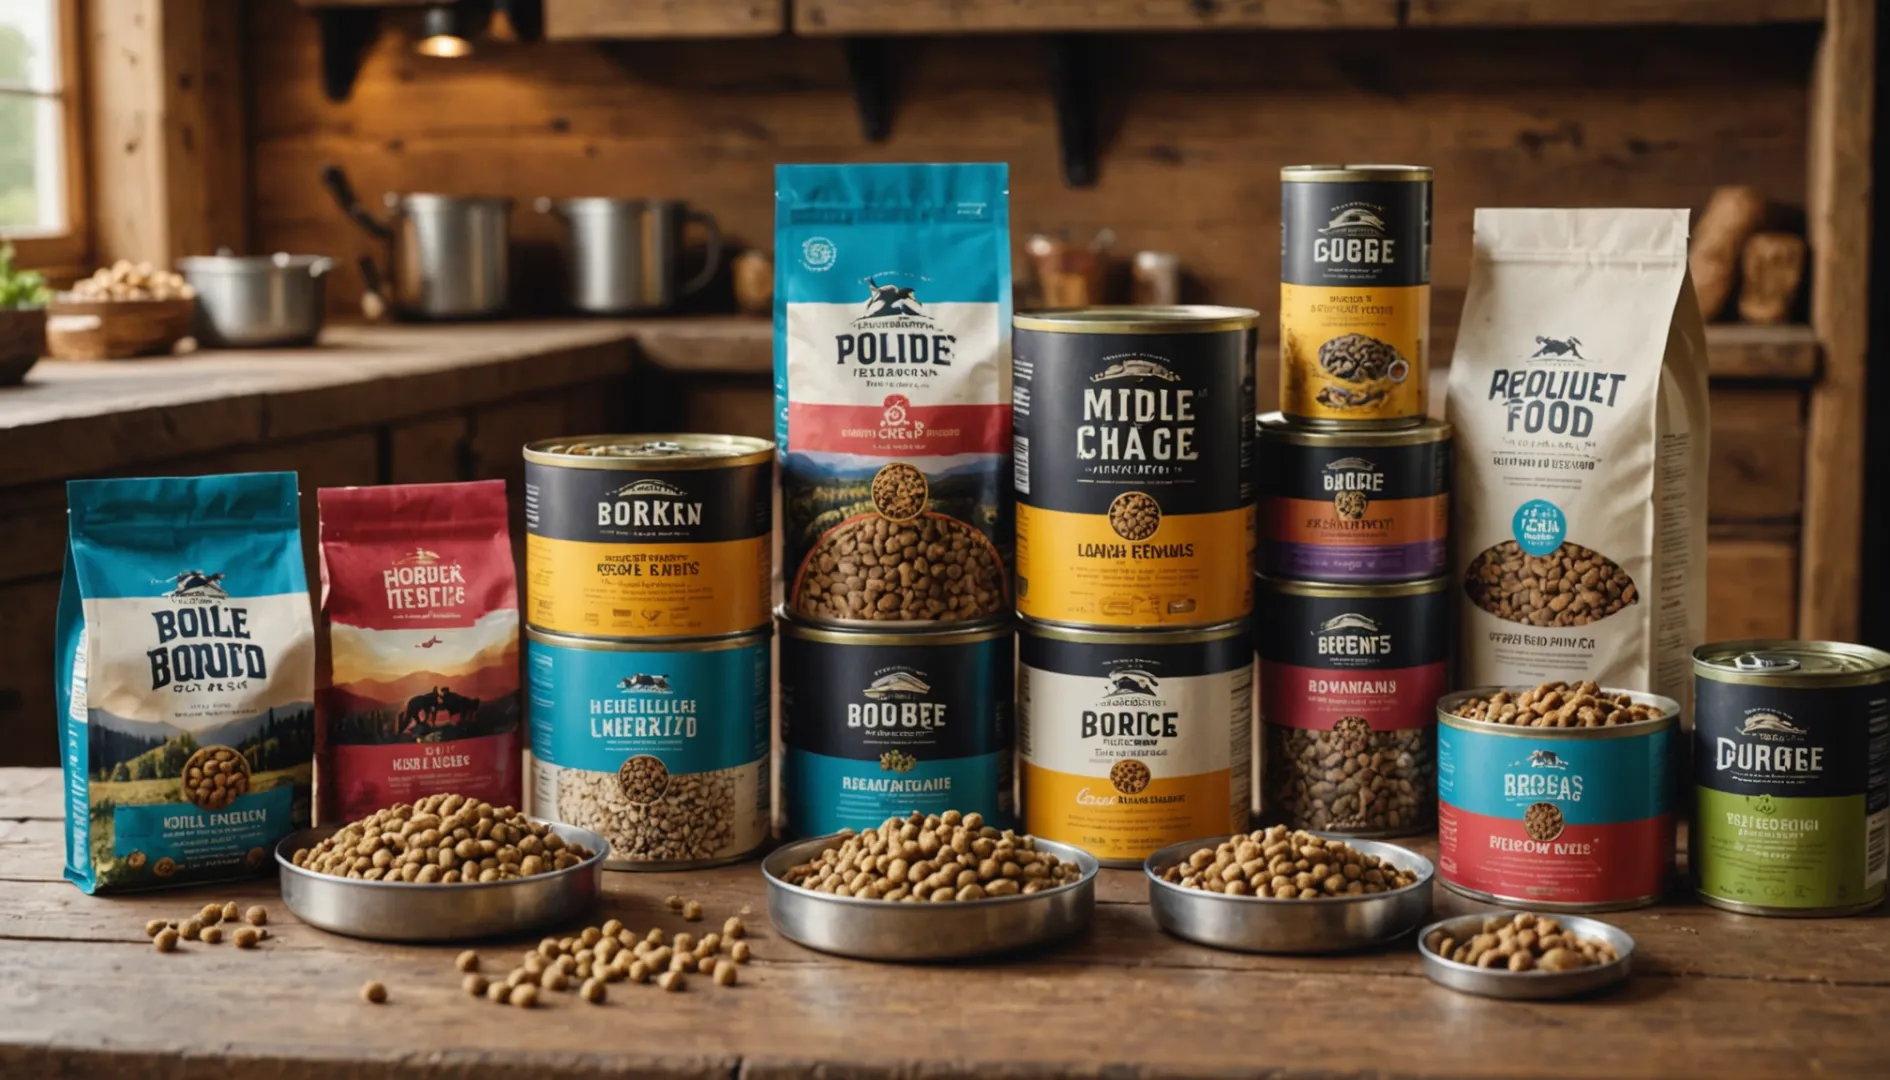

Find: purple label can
1255;413;1450;583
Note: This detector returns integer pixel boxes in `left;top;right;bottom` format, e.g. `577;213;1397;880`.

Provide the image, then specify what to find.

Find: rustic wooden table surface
2;767;1885;1080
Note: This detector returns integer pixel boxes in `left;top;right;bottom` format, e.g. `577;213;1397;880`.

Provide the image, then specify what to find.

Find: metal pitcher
322;165;512;320
535;197;723;315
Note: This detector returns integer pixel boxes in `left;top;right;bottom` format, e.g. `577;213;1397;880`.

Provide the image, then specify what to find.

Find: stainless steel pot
535;197;722;314
177;251;332;348
323;165;511;320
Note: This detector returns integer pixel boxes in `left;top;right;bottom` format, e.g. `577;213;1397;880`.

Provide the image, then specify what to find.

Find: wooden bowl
0;306;46;384
47;296;195;360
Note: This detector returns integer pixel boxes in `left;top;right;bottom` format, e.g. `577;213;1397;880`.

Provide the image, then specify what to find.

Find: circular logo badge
1511;499;1567;556
801;236;837;272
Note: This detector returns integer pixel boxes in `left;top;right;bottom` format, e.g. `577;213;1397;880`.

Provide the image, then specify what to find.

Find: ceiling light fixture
416;5;474;58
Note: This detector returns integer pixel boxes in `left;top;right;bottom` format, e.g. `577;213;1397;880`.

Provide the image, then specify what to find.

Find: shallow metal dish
1145;834;1434;954
762;832;1098;961
1417;911;1634;1000
276;821;607;942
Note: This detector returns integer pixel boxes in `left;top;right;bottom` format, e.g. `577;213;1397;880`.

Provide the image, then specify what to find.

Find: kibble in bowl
1144;829;1434;954
1418;911;1634;1000
275;794;608;942
761;811;1098;962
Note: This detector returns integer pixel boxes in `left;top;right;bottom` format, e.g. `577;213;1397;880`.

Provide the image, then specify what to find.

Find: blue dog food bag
58;472;316;894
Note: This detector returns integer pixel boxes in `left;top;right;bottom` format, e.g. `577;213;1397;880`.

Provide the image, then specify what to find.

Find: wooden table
2;767;1884;1079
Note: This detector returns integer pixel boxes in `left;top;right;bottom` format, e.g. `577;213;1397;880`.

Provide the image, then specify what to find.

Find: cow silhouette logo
1089;356;1181;383
861;277;925;319
1529;749;1570;770
1739;712;1809;737
862;668;931;701
1100;667;1160;701
1531;335;1586;360
618;673;672;693
164;569;228;600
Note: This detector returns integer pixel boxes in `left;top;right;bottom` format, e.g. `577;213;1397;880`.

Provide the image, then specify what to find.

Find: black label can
778;612;1014;836
1693;639;1890;917
523;435;773;639
1280;165;1432;427
1256;575;1448;836
1013;306;1258;629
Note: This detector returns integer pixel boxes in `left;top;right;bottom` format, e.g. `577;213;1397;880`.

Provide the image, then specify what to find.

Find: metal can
1013;305;1258;629
523;434;772;639
526;627;771;870
1018;619;1252;867
1279;165;1432;427
1693;640;1890;917
1257;575;1446;837
1255;412;1450;583
1436;687;1677;912
778;613;1014;837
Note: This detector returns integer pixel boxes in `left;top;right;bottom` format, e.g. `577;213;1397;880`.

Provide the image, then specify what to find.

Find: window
0;0;84;268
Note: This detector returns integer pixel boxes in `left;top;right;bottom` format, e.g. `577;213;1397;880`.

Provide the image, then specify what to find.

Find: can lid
524;434;773;470
1694;639;1890;687
1257;411;1452;447
1281;164;1433;183
1013;305;1260;335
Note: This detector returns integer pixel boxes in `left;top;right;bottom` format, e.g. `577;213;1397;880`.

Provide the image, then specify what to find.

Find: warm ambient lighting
416;5;474;58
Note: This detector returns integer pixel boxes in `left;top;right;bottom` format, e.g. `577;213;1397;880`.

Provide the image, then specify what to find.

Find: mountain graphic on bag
57;472;315;894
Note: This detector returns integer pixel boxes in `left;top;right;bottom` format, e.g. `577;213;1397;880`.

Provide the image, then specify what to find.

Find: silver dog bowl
1145;835;1434;954
762;833;1098;961
1418;911;1635;1000
276;821;608;942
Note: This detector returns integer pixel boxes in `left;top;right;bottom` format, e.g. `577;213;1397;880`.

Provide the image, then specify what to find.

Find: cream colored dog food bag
1447;208;1709;705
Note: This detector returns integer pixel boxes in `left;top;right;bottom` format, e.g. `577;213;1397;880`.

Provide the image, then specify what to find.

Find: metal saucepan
535;197;723;315
322;165;511;320
177;250;332;347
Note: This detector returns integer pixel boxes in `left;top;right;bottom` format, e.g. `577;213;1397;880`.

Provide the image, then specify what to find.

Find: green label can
1692;639;1890;917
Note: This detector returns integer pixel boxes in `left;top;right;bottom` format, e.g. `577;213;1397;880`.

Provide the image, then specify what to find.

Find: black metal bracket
317;8;380;103
1046;35;1098;188
843;38;894;143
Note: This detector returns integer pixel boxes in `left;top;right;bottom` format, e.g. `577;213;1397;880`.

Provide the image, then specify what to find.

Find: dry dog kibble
714;960;738;987
69;259;195;302
722;916;745;940
221;901;241;923
1424;912;1620;972
792;515;1005;623
199;903;224;926
730;941;752;964
555;766;742;864
244;906;268;927
1464;541;1637;629
200;926;223;945
1161;826;1421;899
682;900;703;923
234;926;260;949
628;960;652;984
697;933;720;956
1107;491;1162;542
542;971;570;993
668;954;693;974
486;981;510;1004
1452;681;1665;729
153;928;179;953
658;971;685;993
695;955;717;974
581;978;606;1004
509;984;539;1009
782;811;1083;901
673;932;695;954
463;973;488;996
665;895;684;910
871;462;929;520
289;793;594;883
456;950;480;973
144;919;169;938
361;981;388;1004
601;918;623;938
1268;721;1429;834
180;918;204;942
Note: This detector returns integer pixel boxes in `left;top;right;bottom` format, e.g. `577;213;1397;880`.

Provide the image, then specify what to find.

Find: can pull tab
1734;652;1801;673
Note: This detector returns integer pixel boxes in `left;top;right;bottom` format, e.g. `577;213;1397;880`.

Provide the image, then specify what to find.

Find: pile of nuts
1452;681;1665;729
1161;826;1421;898
454;909;752;1006
794;515;1005;622
1267;721;1431;834
145;902;270;952
69;261;196;302
290;794;595;883
1425;912;1620;972
782;811;1083;901
1464;540;1638;628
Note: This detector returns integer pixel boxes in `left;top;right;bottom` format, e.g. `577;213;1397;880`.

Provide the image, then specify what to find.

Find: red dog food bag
316;481;522;822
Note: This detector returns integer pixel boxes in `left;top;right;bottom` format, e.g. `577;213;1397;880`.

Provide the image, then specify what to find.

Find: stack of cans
1011;306;1260;867
519;435;775;869
1255;164;1452;839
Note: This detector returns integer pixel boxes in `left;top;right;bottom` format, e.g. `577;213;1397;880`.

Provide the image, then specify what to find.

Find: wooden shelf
794;0;1823;35
1701;323;1821;380
545;0;785;39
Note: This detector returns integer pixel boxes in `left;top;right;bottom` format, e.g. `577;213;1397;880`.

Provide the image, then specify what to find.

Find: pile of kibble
1161;826;1421;898
145;901;270;951
1425;912;1619;972
290;793;595;884
782;811;1083;901
1452;680;1664;729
